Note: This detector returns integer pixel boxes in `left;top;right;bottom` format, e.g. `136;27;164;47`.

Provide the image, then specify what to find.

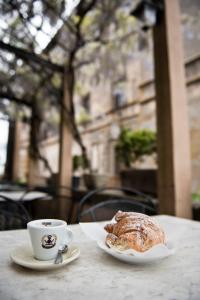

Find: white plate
97;241;175;264
10;244;80;271
79;222;175;264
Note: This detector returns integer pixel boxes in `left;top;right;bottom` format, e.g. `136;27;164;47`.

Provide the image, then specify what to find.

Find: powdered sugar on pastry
104;211;165;252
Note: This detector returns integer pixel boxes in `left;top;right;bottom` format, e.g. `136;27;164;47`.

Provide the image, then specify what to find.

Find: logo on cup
41;234;57;249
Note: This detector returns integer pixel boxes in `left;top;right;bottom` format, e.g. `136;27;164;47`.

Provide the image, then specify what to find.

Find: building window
113;90;126;108
82;93;90;113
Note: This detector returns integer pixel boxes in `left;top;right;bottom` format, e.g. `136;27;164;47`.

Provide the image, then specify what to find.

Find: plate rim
97;240;175;263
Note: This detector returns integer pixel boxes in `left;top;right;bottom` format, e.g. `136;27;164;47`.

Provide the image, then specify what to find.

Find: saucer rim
10;244;80;270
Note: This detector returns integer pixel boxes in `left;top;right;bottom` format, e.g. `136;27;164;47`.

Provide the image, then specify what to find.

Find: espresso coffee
41;221;61;227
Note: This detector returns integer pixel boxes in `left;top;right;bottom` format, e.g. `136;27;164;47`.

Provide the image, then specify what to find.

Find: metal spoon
54;245;68;264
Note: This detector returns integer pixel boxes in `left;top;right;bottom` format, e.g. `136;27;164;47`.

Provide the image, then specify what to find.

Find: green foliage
192;193;200;202
51;73;62;89
116;128;134;168
73;155;81;171
73;155;88;171
75;82;88;96
131;129;157;158
76;110;91;125
116;128;157;167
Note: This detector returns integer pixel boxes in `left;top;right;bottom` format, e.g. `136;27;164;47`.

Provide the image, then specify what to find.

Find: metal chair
0;195;31;230
32;185;75;222
78;187;157;222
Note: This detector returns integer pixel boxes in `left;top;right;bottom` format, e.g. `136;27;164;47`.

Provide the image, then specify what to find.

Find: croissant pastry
104;211;165;252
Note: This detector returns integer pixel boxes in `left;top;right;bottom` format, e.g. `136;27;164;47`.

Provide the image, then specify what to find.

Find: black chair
32;185;75;222
0;195;31;230
78;187;157;222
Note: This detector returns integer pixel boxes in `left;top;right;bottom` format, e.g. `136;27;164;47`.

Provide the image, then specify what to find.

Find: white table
0;215;200;300
0;191;52;202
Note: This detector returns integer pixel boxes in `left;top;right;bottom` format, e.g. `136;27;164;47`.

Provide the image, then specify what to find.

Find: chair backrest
79;198;156;222
0;195;31;230
78;187;156;222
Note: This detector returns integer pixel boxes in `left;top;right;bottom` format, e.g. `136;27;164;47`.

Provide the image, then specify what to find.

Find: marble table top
0;215;200;300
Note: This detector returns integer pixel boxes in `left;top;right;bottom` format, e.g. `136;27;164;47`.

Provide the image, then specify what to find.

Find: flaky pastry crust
104;211;165;252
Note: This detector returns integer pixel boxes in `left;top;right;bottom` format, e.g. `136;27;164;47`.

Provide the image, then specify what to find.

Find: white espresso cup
27;219;73;261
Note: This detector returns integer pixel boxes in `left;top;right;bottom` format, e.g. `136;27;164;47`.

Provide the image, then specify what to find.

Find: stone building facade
17;53;200;192
74;54;200;192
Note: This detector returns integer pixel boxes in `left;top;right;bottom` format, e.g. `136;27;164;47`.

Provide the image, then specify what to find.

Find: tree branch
0;91;32;107
0;40;64;73
74;59;95;69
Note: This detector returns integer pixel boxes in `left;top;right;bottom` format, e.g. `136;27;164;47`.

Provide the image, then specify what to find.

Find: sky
35;0;80;52
0;0;81;52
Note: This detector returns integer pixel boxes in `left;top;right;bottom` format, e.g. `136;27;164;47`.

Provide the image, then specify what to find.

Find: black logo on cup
41;234;57;249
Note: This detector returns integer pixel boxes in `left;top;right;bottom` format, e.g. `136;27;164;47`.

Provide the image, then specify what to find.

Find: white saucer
10;244;80;271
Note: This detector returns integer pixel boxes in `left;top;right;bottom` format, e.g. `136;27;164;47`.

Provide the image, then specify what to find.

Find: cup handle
63;228;73;245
